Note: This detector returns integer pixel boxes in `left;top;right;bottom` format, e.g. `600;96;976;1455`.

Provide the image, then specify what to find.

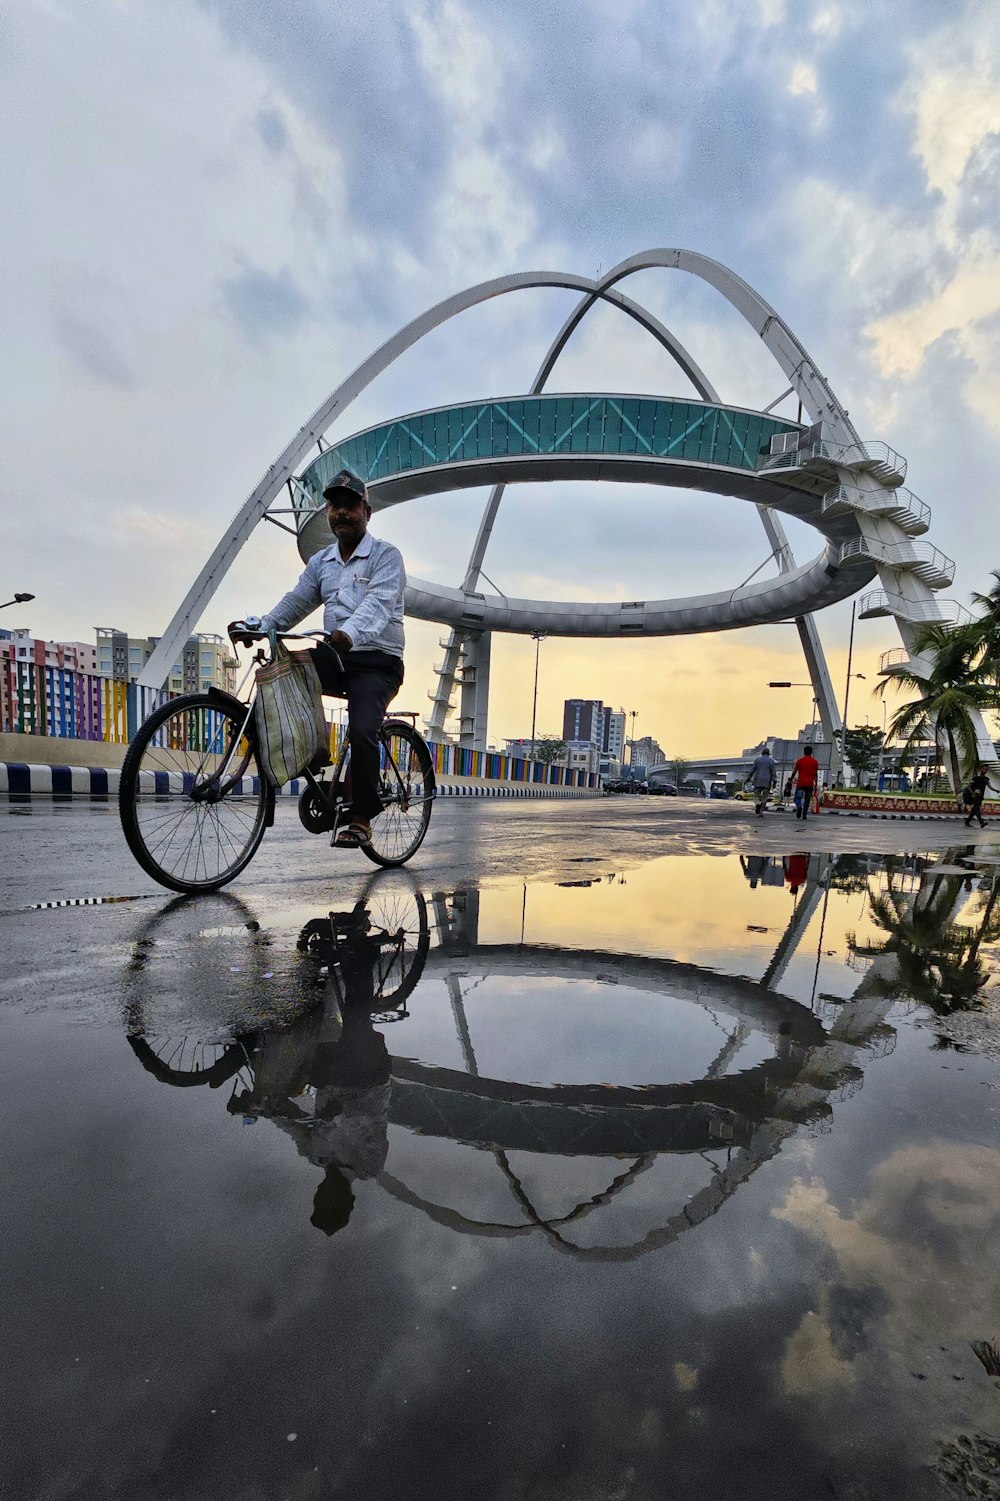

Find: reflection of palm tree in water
849;850;1000;1013
229;905;393;1237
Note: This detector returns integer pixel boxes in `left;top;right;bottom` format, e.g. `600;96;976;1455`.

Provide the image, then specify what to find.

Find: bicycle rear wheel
119;691;272;893
363;720;436;867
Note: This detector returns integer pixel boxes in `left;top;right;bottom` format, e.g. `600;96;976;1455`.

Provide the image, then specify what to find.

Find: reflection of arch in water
385;873;897;1258
380;946;826;1261
394;942;827;1155
121;869;899;1259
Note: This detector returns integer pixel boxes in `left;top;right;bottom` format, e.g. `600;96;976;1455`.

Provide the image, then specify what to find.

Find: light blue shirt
261;532;405;658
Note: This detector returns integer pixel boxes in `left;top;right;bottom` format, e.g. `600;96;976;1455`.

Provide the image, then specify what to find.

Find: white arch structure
138;250;994;769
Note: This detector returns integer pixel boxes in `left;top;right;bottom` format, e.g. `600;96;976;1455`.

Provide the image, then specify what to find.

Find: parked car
679;781;706;796
647;781;678;796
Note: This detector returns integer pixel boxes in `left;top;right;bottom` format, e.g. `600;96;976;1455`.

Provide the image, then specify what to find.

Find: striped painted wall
2;665;598;789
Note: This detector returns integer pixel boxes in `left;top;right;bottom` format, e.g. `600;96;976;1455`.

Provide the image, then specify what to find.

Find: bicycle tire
363;720;436;868
119;690;273;893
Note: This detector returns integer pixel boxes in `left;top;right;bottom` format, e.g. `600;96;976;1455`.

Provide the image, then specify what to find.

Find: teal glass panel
552;397;574;450
295;395;806;494
569;397;590;452
445;406;463;457
429;409;447;461
419;413;437;461
681;406;707;461
474;405;492;459
536;399;557;453
491;405;509;456
453;406;471;460
383;425;400;479
697;408;718;463
738;414;761;469
665;401;688;454
604;400;623;453
617;399;639;454
718;412;738;468
396;426;415;473
503;401;524;456
586;401;605;451
649;399;670;455
635;400;656;453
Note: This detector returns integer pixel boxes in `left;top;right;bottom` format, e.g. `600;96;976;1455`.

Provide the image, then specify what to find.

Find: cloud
55;307;134;387
222;263;311;343
774;1143;1000;1417
255;104;289;153
3;0;998;755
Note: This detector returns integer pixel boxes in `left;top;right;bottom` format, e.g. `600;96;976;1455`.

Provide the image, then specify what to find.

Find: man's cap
323;469;368;504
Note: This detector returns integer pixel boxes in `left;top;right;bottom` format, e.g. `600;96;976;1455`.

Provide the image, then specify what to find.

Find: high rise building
631;735;665;772
563;698;605;749
602;709;626;759
96;627;237;694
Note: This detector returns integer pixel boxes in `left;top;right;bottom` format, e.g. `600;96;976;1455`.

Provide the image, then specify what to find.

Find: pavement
4;795;997;913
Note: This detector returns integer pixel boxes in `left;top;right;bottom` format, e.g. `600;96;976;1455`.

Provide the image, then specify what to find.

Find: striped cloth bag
254;637;328;787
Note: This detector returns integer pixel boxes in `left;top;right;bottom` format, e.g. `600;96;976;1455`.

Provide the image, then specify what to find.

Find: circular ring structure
294;392;875;636
141;245;990;771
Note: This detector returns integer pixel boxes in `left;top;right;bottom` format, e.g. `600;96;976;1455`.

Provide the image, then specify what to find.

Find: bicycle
119;629;436;893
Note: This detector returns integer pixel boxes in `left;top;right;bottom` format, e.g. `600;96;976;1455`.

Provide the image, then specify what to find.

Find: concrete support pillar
459;631;491;751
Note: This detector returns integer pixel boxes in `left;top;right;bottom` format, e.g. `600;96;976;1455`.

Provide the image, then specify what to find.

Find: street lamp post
528;631;547;762
0;592;34;610
876;699;888;786
627;709;638;779
769;673;865;786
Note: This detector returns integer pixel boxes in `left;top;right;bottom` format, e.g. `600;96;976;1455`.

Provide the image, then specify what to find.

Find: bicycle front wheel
119;691;272;893
364;720;436;868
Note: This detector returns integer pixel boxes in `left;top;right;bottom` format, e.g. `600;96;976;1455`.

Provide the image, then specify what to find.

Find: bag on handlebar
254;634;329;788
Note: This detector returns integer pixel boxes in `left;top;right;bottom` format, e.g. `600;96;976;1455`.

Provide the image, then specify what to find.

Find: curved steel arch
427;259;843;740
139;250;835;690
140;268;619;689
138;249;989;767
427;277;731;737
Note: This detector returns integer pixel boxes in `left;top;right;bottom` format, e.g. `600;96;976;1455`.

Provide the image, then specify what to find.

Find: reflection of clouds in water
775;1142;1000;1411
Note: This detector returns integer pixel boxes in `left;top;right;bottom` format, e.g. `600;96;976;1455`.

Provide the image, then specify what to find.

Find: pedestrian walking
748;745;777;816
792;744;820;822
964;765;999;829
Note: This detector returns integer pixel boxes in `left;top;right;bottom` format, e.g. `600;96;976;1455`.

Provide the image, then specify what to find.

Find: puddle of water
3;847;1000;1500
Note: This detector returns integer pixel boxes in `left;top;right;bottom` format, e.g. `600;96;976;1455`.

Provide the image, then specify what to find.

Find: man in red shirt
793;744;821;821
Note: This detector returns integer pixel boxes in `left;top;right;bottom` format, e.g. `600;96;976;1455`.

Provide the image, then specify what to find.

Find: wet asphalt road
5;797;1000;1501
2;795;993;913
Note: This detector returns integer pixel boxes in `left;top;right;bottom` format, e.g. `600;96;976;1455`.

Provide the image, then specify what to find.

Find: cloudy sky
3;0;999;753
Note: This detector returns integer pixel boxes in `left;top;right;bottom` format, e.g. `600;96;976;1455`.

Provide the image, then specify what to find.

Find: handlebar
228;625;332;646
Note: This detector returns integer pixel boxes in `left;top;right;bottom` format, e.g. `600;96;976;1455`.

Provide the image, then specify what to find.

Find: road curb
0;763;600;801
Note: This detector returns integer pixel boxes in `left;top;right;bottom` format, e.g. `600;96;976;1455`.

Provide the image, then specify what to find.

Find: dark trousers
311;646;403;821
966;794;986;826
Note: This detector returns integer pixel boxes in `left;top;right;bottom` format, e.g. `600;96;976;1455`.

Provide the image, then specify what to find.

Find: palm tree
970;567;1000;687
875;621;991;804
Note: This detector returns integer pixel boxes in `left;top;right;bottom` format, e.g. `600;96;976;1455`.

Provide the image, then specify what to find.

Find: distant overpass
647;737;834;789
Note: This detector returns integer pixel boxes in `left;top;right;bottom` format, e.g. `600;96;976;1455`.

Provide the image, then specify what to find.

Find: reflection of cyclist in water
230;904;393;1236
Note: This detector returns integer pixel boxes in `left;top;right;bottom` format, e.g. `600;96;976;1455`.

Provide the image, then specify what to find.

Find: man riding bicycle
231;469;405;849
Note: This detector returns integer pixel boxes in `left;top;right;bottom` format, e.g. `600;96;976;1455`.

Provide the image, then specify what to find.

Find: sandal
333;819;372;848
